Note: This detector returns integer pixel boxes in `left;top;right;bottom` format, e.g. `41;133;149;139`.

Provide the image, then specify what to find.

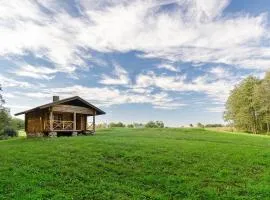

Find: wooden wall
26;109;45;135
76;114;87;130
25;107;89;135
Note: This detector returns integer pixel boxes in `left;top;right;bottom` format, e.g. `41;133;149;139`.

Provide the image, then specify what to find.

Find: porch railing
46;120;74;131
45;120;94;131
87;122;93;130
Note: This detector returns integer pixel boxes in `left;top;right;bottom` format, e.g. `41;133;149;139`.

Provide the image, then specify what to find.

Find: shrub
0;110;11;131
11;118;24;130
3;127;17;137
205;124;224;128
133;123;144;128
96;123;108;129
127;124;134;128
145;121;164;128
197;123;204;128
109;122;126;128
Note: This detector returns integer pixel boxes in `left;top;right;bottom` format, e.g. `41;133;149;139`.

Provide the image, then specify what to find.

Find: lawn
0;128;270;199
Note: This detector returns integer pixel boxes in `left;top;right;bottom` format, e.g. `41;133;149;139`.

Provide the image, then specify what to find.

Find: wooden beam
81;114;83;131
73;112;76;131
40;117;42;132
25;113;28;133
93;111;96;132
49;111;53;131
52;105;94;115
43;112;46;131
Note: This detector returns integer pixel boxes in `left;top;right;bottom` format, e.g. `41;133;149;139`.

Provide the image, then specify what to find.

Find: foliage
127;124;134;128
189;124;193;127
225;73;270;133
11;118;25;130
0;84;5;110
109;122;126;128
0;110;11;134
145;121;164;128
96;123;108;129
0;128;270;199
133;123;144;128
0;111;24;137
2;127;17;137
197;122;204;128
205;124;224;128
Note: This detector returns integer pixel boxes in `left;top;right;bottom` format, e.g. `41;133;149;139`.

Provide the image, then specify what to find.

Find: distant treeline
196;123;224;128
97;121;165;129
224;72;270;134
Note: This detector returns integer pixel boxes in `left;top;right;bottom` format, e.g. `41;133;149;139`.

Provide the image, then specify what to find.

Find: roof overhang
15;96;106;116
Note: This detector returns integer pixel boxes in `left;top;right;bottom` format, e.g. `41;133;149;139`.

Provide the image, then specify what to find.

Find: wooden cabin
15;96;105;137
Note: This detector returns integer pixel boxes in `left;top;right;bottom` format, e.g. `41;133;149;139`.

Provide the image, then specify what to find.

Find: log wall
25;107;89;135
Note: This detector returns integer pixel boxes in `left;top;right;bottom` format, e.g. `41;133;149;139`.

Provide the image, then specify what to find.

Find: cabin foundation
72;132;78;137
48;132;57;137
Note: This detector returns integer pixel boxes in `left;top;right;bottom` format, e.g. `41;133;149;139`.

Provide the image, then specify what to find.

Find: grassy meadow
0;128;270;199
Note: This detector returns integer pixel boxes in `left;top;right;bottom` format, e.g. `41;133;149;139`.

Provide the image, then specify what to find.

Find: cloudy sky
0;0;269;126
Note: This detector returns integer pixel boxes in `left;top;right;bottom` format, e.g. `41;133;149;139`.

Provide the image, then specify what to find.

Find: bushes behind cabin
0;110;24;140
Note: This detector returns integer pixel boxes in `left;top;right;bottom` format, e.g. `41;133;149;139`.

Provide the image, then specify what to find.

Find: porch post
93;111;96;132
73;112;76;131
49;110;53;131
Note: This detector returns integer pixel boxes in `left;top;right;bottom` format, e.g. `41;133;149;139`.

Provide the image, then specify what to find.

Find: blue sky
0;0;269;126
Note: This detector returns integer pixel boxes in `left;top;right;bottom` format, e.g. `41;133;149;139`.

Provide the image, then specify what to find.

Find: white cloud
143;46;270;70
135;71;238;103
157;63;179;72
0;0;270;113
0;0;269;75
0;74;33;88
12;64;57;80
210;66;231;79
100;63;130;85
13;84;185;110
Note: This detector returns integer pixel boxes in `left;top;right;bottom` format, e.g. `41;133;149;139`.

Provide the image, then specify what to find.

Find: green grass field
0;128;270;199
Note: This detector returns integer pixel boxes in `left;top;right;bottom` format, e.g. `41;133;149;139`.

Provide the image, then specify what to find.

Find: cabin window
54;114;63;121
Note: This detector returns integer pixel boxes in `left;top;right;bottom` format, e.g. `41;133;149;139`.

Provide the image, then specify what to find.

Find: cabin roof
15;96;106;116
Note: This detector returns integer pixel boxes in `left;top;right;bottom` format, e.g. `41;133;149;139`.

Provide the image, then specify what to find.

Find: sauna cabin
15;96;105;137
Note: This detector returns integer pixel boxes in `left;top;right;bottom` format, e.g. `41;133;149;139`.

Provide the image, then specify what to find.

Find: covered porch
45;105;96;133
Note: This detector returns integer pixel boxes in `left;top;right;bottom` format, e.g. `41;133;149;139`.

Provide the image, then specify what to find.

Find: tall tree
253;72;270;133
0;84;9;133
224;76;260;134
0;84;5;110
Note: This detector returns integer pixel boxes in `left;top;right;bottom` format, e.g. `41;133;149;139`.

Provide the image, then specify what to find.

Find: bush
197;123;204;128
96;123;108;129
3;127;17;137
133;123;144;128
0;110;11;131
11;118;24;130
127;124;134;128
109;122;126;128
205;124;224;128
145;121;164;128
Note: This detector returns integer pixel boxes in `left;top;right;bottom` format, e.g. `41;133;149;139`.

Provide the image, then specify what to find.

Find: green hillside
0;128;270;199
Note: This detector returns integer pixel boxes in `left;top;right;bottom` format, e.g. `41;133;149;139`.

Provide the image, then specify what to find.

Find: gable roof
15;96;106;116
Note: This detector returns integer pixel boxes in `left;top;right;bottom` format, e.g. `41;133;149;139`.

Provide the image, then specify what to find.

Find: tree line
97;121;165;129
0;85;24;139
224;72;270;134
